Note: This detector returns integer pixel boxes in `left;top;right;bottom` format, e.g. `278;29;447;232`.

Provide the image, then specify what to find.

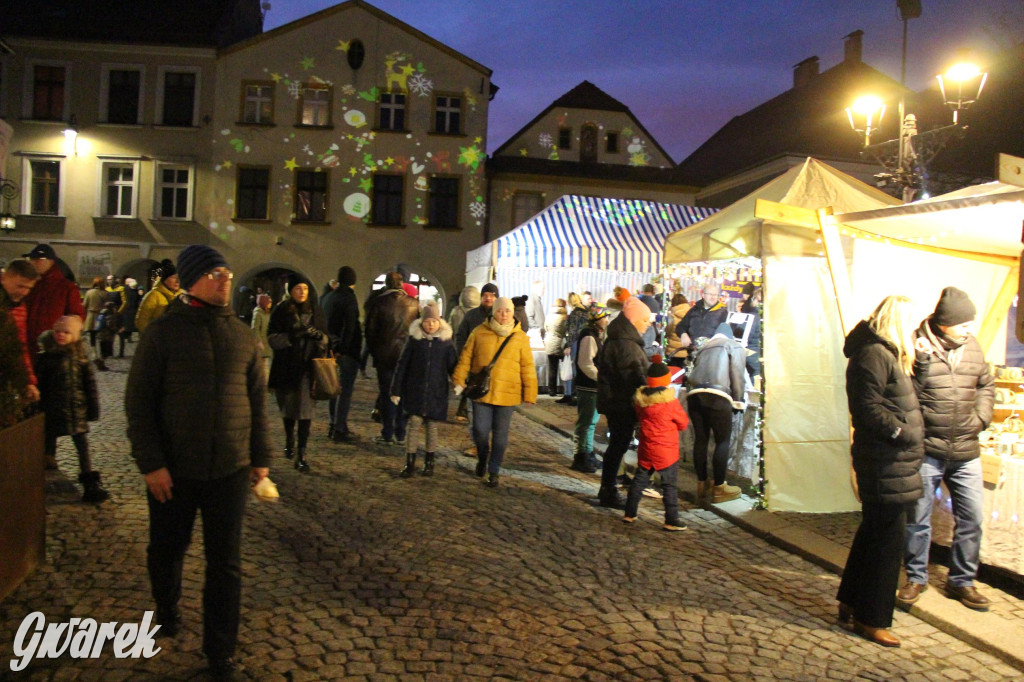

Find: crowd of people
1;240;1000;671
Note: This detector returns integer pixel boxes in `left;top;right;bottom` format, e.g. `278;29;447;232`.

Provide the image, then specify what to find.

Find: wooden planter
0;413;46;602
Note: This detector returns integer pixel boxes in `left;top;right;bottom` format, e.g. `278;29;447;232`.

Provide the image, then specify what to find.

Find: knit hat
421;303;440;321
124;278;137;288
933;286;976;326
158;258;176;278
177;244;229;291
481;282;499;296
588;303;609;322
493;296;514;313
622;297;649;327
646;354;671;388
337;266;356;286
614;286;631;303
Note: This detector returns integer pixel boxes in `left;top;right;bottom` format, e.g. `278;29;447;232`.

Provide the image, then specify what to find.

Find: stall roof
833;181;1024;259
663;158;899;263
470;195;715;273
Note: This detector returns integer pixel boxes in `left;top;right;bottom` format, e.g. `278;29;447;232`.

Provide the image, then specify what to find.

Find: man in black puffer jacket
898;287;995;612
126;245;270;678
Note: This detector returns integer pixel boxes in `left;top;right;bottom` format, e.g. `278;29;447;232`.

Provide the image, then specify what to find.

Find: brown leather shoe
852;620;900;647
896;581;927;608
946;583;990;611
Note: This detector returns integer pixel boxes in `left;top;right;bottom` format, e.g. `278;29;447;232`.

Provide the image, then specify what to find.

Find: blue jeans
573;390;599;455
332;355;359;433
471;403;513;474
904;456;984;587
377;366;407;441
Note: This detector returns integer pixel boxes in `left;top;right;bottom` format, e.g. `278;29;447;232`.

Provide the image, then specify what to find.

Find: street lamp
846;57;986;202
0;177;17;234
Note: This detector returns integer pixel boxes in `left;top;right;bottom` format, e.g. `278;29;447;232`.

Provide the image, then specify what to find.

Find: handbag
310;351;341;400
559;356;574;382
464;334;515;401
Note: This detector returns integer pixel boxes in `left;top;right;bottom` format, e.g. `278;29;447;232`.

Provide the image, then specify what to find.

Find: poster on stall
78;251;112;281
721;278;762;300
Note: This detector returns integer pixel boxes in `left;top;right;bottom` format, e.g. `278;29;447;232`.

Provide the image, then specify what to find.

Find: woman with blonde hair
837;295;924;648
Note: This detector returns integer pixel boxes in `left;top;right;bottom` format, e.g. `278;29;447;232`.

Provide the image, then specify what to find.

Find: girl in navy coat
391;304;457;477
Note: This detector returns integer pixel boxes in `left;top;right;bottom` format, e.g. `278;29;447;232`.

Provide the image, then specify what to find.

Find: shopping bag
559;356;574;382
310;353;341;400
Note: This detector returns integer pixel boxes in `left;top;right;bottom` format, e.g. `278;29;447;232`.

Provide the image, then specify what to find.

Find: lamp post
846;60;986;202
0;177;17;234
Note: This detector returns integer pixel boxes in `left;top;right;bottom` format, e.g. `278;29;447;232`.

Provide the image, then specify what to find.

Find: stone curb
516;402;1024;672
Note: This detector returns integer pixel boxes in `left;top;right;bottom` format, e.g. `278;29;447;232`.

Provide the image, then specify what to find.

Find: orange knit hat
646;354;671;387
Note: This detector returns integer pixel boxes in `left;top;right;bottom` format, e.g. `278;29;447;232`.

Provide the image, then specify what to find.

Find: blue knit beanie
177;245;229;291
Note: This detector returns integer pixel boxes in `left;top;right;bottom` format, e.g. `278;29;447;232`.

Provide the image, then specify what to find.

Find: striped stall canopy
491;196;716;272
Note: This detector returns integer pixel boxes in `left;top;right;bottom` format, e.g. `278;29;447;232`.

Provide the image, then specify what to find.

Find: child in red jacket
623;355;689;531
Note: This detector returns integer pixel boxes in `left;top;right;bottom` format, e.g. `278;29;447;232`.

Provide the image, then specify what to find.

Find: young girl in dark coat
36;315;108;502
391;304;457;477
623;355;689;531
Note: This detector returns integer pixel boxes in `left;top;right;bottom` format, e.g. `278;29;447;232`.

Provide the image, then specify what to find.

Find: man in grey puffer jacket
126;245;270;678
898;287;995;612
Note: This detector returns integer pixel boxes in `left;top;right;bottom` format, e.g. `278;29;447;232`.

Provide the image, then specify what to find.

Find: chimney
844;30;864;64
793;56;819;88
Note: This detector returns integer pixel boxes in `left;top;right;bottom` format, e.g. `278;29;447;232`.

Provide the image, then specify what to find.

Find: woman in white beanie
453;296;538;487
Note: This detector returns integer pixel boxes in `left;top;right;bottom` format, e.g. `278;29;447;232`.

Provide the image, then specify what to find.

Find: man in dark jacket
325;266;361;441
23;243;86;352
364;272;420;444
674;281;728;349
898;287;995;612
126;245;270;679
453;282;498;421
595;297;650;508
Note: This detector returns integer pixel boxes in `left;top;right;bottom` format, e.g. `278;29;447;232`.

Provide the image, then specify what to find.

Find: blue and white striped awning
482;196;716;273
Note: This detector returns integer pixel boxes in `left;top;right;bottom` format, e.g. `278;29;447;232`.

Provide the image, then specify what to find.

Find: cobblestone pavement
1;353;1022;680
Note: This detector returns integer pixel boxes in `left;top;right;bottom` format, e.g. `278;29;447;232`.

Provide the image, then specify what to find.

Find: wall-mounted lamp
63;114;79;155
0;177;18;234
274;235;283;246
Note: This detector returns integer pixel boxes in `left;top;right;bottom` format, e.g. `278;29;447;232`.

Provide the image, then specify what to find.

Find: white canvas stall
466;195;716;301
664;158;902;513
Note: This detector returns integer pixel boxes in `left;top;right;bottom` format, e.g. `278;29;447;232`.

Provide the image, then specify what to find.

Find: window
558;127;572;150
433;95;462;134
105;68;141;124
299;85;331;126
428;177;459;228
26;159;62;215
606;131;619;154
371;174;403;225
159;70;197;126
102;162;139;218
512;192;543;227
580;124;598;163
242;82;274;124
236;166;270;220
294;170;328;222
32;64;65;120
378;92;406;131
157;165;192;220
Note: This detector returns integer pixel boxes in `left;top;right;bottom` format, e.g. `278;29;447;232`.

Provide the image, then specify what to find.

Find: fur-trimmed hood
38;330;90;361
633;385;677;408
408;317;453;341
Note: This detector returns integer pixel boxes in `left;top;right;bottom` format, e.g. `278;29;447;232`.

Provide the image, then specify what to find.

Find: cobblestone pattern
0;354;1021;680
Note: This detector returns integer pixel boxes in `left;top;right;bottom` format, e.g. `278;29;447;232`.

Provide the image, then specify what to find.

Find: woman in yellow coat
453;296;538;487
135;261;181;334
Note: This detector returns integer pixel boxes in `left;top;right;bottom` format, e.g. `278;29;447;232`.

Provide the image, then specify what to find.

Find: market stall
665;156;1024;515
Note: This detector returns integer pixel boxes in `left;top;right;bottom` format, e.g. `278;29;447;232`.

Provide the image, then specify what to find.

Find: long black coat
844;320;925;505
267;298;328;391
596;314;649;415
36;333;99;438
912;318;995;462
392;319;457;421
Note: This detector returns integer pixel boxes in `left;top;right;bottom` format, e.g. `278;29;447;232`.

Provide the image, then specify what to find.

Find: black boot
485;471;500;488
79;471;110;503
421;452;435;477
327;424;335;439
284;433;295;460
588;451;602;470
570;451;597;473
400;452;417;478
294;448;309;473
598;485;625;509
156;605;181;637
475;454;487;478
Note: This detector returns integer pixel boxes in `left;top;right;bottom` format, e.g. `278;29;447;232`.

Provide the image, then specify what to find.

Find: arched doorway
370;264;445;315
233;263;315;324
118;258;160;290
